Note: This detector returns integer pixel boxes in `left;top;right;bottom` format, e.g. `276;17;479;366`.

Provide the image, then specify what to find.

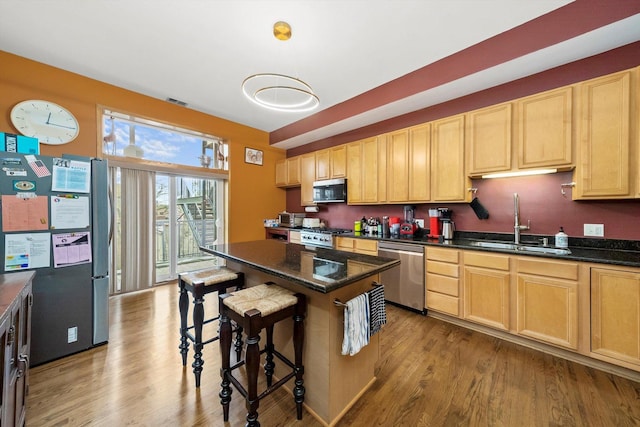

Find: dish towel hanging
368;284;386;336
341;293;370;356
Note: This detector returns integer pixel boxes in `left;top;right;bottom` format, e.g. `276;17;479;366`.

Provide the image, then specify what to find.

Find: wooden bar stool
178;267;244;387
218;282;306;427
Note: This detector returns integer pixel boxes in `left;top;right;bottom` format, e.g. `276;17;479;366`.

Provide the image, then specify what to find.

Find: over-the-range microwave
313;178;346;203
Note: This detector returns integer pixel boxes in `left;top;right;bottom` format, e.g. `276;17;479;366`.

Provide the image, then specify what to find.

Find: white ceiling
1;1;639;149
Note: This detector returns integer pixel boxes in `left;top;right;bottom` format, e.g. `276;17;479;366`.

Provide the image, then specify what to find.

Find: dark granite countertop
346;231;640;268
200;240;400;293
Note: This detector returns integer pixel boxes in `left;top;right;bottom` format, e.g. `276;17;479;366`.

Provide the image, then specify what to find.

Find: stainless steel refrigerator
0;152;109;366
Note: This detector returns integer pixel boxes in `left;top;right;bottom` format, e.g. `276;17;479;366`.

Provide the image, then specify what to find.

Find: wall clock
10;100;80;145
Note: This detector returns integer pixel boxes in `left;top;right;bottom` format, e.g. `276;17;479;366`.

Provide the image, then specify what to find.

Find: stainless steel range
299;228;351;248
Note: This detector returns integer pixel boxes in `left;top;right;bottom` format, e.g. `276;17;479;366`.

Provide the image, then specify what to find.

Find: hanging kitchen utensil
469;197;489;219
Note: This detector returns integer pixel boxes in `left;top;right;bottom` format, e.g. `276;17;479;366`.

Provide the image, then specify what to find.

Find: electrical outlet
415;219;425;228
584;224;604;237
68;326;78;343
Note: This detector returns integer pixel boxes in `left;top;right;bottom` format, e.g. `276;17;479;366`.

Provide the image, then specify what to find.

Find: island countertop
200;240;399;293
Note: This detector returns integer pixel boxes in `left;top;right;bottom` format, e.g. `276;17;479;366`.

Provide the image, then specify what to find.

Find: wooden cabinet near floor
425;247;460;316
463;251;511;331
574;69;636;199
1;271;34;427
591;267;640;369
516;257;579;350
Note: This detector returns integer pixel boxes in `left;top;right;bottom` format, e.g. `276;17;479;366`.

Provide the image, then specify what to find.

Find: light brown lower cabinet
463;251;511;331
591;267;640;368
425;247;460;316
516;257;579;350
335;237;377;255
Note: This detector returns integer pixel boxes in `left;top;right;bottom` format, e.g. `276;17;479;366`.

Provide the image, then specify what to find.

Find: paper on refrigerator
4;232;51;270
52;232;92;268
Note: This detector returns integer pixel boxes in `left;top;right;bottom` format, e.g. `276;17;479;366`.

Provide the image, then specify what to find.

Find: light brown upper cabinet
300;152;316;206
275;156;301;188
346;136;386;204
574;69;636;199
386;123;430;203
431;115;470;202
466;103;512;176
517;86;573;170
315;145;347;181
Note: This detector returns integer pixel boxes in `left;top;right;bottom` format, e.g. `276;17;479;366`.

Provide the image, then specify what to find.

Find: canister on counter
354;220;362;232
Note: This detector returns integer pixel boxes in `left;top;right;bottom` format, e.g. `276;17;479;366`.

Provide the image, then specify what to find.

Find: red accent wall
284;45;640;241
286;172;640;241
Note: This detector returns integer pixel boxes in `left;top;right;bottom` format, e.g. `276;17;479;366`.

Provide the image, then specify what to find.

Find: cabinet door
287;156;300;185
300;153;316;206
431;115;469;201
517;87;573;169
335;237;355;252
408;124;430;202
275;159;287;187
516;274;578;349
362;137;381;203
467;103;512;175
315;149;331;181
346;141;363;203
591;268;640;367
386;129;409;202
575;70;632;199
330;145;347;178
463;266;511;330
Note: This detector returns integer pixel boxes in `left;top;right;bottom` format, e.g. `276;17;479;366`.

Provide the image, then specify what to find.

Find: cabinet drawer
354;239;378;254
517;257;578;281
426;291;459;316
464;251;510;270
427;261;459;278
426;247;459;263
426;274;459;297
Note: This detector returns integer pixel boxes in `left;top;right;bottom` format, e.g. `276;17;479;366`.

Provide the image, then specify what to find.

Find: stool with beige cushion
178;266;244;387
218;282;306;427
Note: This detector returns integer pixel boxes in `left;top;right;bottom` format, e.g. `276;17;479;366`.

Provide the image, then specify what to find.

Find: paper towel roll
305;206;319;213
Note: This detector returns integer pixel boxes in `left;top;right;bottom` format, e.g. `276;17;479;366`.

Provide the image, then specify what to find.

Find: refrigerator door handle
108;184;115;244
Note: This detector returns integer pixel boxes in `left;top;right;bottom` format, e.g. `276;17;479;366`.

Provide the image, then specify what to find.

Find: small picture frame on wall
245;147;263;165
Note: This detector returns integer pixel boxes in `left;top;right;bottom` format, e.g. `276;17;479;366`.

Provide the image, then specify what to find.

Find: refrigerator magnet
13;180;36;192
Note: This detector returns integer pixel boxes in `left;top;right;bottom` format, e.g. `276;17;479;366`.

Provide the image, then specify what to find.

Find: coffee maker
428;208;452;239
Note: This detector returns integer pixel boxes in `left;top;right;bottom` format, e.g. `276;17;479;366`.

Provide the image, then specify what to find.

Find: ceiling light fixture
241;21;319;113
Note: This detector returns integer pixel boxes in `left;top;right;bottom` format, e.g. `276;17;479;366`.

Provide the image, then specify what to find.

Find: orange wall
0;50;285;243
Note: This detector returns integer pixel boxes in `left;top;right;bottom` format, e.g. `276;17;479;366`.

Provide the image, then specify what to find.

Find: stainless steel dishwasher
378;241;425;314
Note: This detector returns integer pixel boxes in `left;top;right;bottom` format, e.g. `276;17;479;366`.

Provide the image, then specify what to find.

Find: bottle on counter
555;226;569;248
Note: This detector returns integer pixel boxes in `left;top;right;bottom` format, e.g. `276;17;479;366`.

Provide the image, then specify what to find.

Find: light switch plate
415;219;425;228
584;224;604;237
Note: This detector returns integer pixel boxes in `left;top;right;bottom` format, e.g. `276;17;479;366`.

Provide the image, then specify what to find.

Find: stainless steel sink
469;241;571;255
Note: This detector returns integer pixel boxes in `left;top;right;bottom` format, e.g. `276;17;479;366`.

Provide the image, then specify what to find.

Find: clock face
10;100;80;145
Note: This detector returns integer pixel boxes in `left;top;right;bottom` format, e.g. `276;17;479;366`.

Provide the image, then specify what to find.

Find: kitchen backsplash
286;171;640;241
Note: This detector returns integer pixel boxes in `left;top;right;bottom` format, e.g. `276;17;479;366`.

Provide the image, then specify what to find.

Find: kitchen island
200;240;399;427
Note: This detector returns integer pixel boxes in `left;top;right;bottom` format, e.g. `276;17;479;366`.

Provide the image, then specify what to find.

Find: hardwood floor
27;283;640;426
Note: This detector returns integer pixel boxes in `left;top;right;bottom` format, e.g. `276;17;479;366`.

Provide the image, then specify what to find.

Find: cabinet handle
7;325;15;344
16;354;29;378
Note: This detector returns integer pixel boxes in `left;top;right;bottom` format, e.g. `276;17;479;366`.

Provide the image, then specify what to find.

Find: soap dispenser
555;227;569;248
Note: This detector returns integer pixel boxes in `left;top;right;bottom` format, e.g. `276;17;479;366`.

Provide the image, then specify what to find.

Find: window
101;109;228;293
102;109;228;170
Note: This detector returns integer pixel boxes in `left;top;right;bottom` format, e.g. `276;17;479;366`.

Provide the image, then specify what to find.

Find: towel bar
334;282;383;308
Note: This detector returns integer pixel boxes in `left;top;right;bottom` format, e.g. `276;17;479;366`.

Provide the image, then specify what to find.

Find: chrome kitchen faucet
513;193;530;244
